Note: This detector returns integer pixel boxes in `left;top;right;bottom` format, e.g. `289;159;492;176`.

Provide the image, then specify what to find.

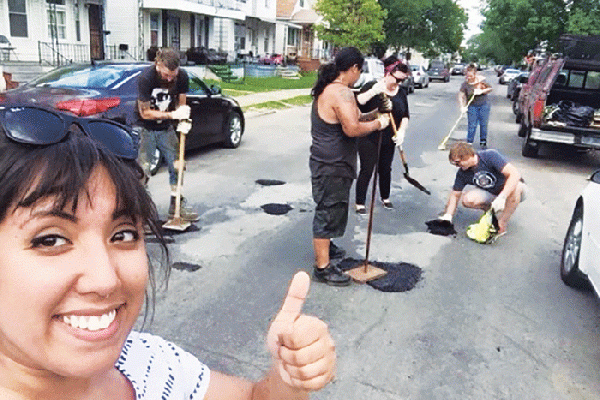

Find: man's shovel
163;119;192;232
389;114;431;195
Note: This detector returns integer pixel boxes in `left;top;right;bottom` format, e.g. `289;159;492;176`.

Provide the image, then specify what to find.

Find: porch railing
38;42;140;66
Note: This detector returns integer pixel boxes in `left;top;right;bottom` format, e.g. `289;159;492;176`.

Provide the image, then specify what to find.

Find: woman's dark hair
311;47;364;98
0;126;169;326
383;55;409;74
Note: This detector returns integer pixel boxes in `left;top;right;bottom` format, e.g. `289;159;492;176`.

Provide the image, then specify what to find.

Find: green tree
566;0;600;35
482;0;567;61
314;0;387;52
379;0;466;58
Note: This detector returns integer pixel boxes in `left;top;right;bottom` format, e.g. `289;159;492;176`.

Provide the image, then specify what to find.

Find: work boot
329;242;346;259
312;263;351;286
168;196;200;222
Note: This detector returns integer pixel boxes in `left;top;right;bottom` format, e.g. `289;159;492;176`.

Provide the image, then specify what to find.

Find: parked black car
0;62;245;170
185;47;228;65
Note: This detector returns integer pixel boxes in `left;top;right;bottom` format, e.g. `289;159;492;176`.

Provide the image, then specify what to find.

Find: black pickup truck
518;35;600;158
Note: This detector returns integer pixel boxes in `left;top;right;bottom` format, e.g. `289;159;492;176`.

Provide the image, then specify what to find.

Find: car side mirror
590;170;600;184
210;85;222;95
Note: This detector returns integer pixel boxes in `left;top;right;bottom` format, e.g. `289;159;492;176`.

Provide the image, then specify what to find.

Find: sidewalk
234;88;310;107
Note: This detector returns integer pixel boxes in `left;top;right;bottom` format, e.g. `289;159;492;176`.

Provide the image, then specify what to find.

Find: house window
47;0;67;40
264;28;269;53
300;0;304;6
265;0;269;8
287;27;299;46
8;0;28;37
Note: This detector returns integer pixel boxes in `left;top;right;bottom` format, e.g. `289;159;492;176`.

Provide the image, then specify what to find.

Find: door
168;16;180;51
186;75;225;148
88;5;104;60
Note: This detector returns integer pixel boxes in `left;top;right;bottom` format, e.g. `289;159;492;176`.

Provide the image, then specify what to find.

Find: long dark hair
311;47;364;98
0;126;169;326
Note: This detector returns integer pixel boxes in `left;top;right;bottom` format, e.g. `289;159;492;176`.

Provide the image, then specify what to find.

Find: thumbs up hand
266;271;336;391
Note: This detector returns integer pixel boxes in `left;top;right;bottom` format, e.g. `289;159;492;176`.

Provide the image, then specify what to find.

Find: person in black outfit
309;47;389;286
354;56;410;213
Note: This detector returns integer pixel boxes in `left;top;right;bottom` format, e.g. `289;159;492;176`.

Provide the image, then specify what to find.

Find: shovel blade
162;217;191;232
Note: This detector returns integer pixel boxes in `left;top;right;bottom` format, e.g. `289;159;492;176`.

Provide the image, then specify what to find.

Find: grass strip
242;95;312;113
207;72;317;95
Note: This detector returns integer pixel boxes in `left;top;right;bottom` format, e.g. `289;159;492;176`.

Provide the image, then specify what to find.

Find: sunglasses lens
2;107;66;145
86;121;137;160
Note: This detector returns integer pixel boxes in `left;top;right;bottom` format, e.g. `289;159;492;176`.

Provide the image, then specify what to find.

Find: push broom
437;94;475;150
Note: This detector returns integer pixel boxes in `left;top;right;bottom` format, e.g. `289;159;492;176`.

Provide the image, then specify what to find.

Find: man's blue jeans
136;126;178;186
467;102;491;144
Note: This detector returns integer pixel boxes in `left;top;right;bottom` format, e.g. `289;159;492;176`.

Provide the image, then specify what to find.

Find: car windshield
29;64;141;89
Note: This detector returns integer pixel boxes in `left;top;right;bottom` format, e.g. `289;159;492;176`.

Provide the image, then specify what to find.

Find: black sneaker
355;204;367;214
312;263;351;286
480;142;487;149
329;242;346;259
382;199;394;209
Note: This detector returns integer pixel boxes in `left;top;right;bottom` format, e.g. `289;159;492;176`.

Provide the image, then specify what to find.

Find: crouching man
440;141;526;237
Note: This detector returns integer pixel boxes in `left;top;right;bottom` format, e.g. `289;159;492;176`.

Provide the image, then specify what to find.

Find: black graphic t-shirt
453;149;508;195
136;65;189;131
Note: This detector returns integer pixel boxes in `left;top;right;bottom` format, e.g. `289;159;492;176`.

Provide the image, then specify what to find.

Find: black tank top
309;99;357;179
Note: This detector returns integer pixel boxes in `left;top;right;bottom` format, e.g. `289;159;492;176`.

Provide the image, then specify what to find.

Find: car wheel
517;119;528;137
223;111;243;148
149;149;163;176
561;206;590;288
521;127;539;157
512;99;520;116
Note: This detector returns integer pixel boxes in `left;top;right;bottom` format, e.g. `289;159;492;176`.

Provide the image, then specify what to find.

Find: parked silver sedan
409;65;429;88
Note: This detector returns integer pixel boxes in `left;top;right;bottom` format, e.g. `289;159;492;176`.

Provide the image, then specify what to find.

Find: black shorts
312;175;353;239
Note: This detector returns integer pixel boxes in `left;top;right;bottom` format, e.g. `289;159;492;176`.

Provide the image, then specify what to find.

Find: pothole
260;203;293;215
256;179;286;186
339;258;422;292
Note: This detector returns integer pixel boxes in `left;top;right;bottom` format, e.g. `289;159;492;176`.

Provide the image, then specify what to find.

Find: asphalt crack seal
339;258;422;292
261;203;293;215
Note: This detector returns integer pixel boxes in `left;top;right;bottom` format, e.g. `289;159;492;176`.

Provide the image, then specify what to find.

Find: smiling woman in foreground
0;105;336;399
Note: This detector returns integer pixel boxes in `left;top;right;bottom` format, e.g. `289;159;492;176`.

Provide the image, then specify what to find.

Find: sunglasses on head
0;105;137;161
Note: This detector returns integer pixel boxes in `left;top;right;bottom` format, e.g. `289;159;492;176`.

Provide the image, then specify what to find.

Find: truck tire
522;129;539;158
517;119;528;137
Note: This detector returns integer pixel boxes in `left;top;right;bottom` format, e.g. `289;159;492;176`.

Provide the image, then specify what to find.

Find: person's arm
355;79;386;105
205;272;335;400
334;88;382;137
457;90;468;111
441;190;462;220
498;162;521;199
138;100;173;121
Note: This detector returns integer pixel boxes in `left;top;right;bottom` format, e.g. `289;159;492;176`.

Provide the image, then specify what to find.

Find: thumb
267;271;310;356
278;271;310;323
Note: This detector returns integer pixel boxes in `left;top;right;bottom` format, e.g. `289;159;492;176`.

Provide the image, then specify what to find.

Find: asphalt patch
425;219;457;236
261;203;293;215
339;258;422;292
256;179;286;186
172;262;202;272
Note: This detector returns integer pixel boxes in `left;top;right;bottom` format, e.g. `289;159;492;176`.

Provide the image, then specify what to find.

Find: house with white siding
275;0;330;70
